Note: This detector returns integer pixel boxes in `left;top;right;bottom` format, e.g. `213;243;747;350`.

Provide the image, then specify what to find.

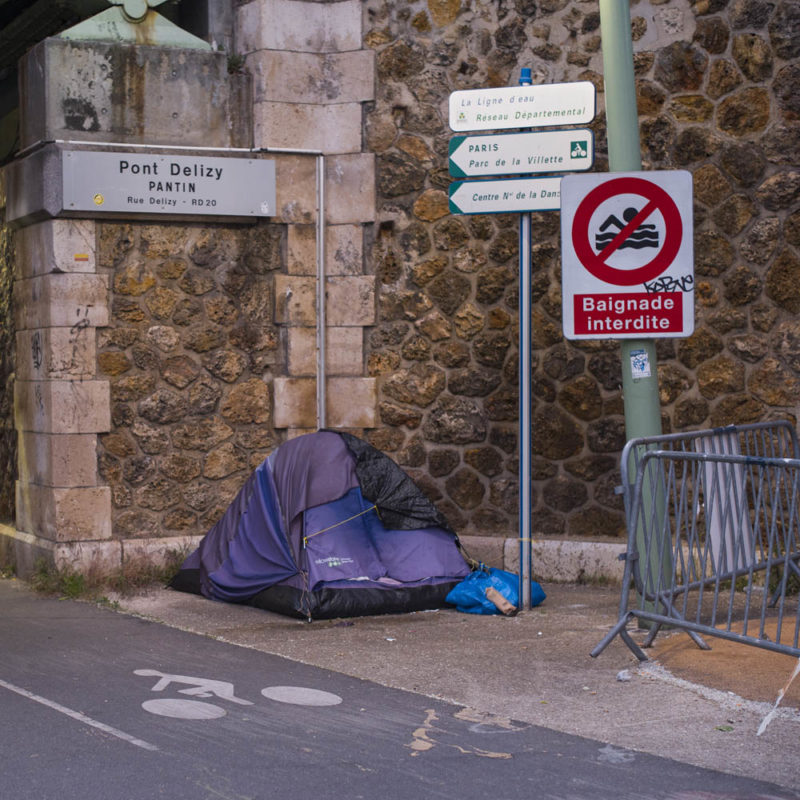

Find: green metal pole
599;0;642;175
599;0;670;615
598;0;661;438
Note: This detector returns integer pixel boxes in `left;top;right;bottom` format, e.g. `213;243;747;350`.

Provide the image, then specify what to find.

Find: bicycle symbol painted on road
135;669;342;719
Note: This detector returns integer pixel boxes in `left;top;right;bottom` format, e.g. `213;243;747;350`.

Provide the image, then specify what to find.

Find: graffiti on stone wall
34;383;44;414
31;331;42;370
71;306;91;336
46;306;92;378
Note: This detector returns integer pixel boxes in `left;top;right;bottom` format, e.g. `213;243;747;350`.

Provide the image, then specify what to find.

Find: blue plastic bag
445;566;545;615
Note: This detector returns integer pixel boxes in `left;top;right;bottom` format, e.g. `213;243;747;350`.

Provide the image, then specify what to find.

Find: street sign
446;77;596;614
449;176;562;215
448;129;594;178
560;170;694;339
449;81;596;132
62;150;276;217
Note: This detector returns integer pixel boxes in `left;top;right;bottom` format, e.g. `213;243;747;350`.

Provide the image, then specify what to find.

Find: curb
460;534;626;584
0;522;626;586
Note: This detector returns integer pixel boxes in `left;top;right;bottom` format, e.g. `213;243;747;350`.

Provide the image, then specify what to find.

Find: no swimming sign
560;171;694;340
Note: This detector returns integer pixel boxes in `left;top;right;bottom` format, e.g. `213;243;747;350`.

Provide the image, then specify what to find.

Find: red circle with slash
571;176;682;286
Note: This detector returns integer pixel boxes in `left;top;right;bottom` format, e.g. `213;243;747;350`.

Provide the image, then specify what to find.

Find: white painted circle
261;686;343;706
142;699;227;719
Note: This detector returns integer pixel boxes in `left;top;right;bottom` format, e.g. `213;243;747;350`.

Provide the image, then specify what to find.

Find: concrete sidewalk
104;580;800;794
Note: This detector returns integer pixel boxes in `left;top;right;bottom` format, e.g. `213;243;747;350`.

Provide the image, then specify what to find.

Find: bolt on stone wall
96;221;284;539
361;0;799;539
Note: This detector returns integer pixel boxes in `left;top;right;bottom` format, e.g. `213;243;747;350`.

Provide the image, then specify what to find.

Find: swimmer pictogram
595;207;659;252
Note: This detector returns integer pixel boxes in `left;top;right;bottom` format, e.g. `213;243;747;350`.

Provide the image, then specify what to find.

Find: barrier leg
591;612;648;661
644;595;712;650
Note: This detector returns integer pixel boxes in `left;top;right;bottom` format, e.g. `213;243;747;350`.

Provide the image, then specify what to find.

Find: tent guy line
303;504;378;546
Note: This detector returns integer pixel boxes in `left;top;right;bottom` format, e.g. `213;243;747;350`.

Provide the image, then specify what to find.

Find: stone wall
0;177;15;523
361;0;799;539
4;0;797;567
96;221;283;539
3;34;277;572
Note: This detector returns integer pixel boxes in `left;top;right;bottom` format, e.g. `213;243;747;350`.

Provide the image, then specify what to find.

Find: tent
170;431;471;619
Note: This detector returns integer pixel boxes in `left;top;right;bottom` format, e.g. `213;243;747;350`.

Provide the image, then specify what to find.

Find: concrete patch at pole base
501;537;625;584
432;535;627;585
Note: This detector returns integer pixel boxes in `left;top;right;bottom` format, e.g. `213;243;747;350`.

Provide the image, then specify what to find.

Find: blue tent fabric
304;487;388;589
170;431;470;619
177;460;298;602
270;430;360;557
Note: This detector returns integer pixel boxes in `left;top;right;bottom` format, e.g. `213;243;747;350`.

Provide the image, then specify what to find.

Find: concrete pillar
243;0;377;433
3;34;246;575
9;216;113;572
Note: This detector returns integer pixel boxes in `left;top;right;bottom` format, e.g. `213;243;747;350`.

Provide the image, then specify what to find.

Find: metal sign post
518;68;533;612
448;72;597;611
598;0;663;440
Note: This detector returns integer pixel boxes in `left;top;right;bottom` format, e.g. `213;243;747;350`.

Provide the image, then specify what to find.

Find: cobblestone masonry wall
360;0;799;538
96;222;284;538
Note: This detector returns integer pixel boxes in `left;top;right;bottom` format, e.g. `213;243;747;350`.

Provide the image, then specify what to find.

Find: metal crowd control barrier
592;422;800;661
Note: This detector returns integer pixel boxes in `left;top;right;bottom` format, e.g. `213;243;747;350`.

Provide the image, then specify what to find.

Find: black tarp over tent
171;431;471;619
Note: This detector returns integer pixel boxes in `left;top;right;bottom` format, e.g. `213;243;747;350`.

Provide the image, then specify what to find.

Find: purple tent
170;431;470;619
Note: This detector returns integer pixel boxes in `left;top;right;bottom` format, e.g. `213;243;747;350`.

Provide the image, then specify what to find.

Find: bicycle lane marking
0;676;159;751
134;669;344;717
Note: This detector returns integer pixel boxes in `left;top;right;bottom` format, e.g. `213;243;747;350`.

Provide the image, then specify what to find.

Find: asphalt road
2;579;798;800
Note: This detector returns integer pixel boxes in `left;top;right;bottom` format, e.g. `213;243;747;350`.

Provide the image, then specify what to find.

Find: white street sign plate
449;81;596;132
449;129;594;178
560;170;694;340
62;150;276;217
449;177;561;214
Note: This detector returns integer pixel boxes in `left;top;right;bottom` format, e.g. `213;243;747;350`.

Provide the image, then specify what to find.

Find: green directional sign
448;177;562;215
448;129;594;178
